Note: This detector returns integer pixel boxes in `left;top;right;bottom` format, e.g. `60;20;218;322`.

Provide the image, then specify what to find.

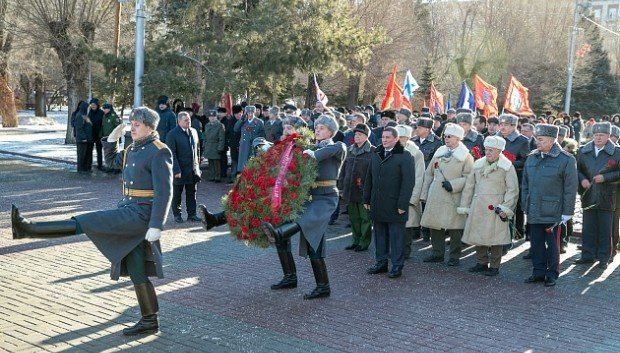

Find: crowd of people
12;94;620;336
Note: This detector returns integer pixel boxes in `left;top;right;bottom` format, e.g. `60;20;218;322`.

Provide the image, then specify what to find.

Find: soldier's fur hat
593;121;612;135
314;115;339;136
130;107;160;130
269;106;280;115
282;116;307;129
484;136;506;151
380;110;396;120
498;113;519;125
244;105;256;113
456;112;473;125
534;124;559;138
353;123;371;136
611;125;620;138
416;117;434;129
398;108;412;119
558;125;569;138
443;123;465;140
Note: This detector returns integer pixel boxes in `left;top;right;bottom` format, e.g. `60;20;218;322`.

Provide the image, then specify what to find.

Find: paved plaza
1;130;619;352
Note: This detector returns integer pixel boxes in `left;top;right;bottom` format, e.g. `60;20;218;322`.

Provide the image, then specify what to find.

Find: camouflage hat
534;124;559;138
498;113;519;125
593;121;612;135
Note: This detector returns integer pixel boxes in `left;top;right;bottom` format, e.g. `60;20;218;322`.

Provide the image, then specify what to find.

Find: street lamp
564;0;591;114
119;0;146;108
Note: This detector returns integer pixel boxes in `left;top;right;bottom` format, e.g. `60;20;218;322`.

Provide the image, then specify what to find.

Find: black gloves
441;181;453;192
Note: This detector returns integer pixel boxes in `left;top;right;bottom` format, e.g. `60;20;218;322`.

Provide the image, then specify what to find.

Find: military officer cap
592;121;612;135
558;125;569;138
443;123;465;140
269;106;280;115
484;135;506;151
455;108;472;115
498;113;519;125
456;112;473;125
130;106;160;130
398;108;412;119
314;114;339;136
252;137;272;153
353;123;371;136
283;104;297;112
534;124;559;138
102;102;113;110
282;116;307;129
208;110;217;117
380;110;396;120
244;105;256;113
612;125;620;138
416;117;434;129
395;124;413;138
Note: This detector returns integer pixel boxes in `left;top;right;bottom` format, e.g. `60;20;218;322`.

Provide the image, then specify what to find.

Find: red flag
380;66;413;111
503;75;534;116
221;93;233;116
429;82;444;114
473;74;498;117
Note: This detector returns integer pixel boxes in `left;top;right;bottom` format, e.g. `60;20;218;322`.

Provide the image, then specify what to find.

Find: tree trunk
34;74;46;117
346;75;361;108
0;73;17;127
305;74;315;109
65;86;78;144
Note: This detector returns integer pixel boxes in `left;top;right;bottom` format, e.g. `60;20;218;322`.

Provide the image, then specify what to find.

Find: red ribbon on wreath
271;134;299;212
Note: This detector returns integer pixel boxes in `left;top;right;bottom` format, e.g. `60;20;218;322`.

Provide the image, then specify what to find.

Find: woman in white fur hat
458;136;519;276
420;123;474;266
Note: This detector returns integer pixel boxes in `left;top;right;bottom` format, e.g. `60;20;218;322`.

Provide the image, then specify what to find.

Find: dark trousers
420;202;430;240
76;142;93;172
612;209;620;257
373;221;406;266
124;241;149;285
581;209;613;263
515;198;525;236
529;223;561;280
208;159;221;181
347;202;372;248
330;198;340;222
93;139;103;169
172;183;197;217
220;151;228;178
430;228;463;260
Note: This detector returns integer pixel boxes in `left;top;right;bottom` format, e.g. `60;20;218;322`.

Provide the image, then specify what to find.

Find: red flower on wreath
471;146;482;160
503;150;517;162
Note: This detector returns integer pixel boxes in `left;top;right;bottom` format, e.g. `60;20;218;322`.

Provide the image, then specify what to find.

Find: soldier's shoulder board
153;140;167;150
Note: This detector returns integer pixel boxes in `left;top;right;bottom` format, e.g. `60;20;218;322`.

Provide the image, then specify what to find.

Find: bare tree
19;0;115;142
0;0;18;127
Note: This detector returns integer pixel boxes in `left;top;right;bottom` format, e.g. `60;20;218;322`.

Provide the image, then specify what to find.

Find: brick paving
0;140;618;352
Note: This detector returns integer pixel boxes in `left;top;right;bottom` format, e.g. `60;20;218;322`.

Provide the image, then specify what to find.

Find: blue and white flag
402;70;420;101
445;93;452;111
457;81;475;111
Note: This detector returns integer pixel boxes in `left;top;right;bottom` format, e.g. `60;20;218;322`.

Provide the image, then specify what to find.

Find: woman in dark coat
74;101;93;173
12;107;173;336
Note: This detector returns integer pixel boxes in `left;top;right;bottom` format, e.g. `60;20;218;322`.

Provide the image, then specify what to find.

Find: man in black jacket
166;111;202;223
88;98;105;171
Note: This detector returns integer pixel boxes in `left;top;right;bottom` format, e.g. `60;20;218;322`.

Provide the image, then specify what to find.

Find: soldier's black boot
304;258;330;300
261;222;300;244
198;205;227;230
12;204;77;239
271;241;297;290
123;282;159;336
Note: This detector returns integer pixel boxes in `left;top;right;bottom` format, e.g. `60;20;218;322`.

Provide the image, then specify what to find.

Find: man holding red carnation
575;122;620;269
456;110;484;160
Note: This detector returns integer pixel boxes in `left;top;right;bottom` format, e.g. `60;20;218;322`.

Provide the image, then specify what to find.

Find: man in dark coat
74;101;93;173
572;111;584;144
264;106;283;142
226;105;243;182
364;126;416;279
497;113;531;242
166;111;202;223
522;124;577;287
217;107;233;180
575;122;620;269
456;111;484;159
88;98;105;171
12;107;173;335
155;95;177;144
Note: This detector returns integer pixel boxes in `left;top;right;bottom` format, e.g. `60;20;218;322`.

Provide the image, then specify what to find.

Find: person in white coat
458;136;519;276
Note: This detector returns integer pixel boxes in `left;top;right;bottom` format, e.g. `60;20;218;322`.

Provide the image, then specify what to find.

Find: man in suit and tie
166;111;202;223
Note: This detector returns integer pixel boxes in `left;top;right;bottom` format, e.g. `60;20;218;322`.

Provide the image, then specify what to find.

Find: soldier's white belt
123;188;155;198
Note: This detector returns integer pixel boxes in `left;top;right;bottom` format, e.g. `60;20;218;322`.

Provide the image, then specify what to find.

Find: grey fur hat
456;112;473;125
244;105;256;113
130;107;160;130
611;125;620;138
282;116;307;129
593;121;612;135
398;108;412;119
314;114;339;136
534;124;559;138
498;113;519;125
558;125;569;138
416;117;434;129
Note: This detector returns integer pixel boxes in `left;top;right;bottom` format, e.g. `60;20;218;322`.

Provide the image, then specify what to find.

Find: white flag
314;74;329;106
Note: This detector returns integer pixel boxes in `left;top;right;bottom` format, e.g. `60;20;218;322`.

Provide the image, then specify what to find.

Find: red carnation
229;218;237;227
434;161;439;169
488;204;495;211
471;146;482;160
503;151;517;162
608;159;617;168
251;218;261;227
272;215;281;224
241;226;249;233
290;192;298;200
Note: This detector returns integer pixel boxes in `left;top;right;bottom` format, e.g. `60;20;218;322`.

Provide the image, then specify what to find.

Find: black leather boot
304;258;330;300
198;204;227;230
123;282;159;336
271;241;297;290
261;222;300;244
12;204;77;240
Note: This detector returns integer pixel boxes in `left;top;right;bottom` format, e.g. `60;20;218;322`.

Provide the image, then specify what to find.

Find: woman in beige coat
458;136;519;276
395;124;426;259
420;123;474;266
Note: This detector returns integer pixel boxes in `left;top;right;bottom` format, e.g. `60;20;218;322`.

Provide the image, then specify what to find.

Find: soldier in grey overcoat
262;114;347;300
203;110;226;182
12;107;173;336
522;124;577;287
234;105;265;172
